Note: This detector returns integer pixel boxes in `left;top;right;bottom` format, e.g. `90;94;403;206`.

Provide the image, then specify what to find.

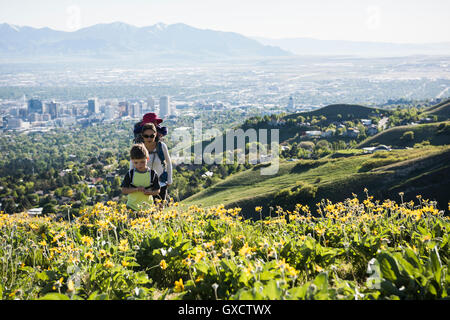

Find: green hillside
357;121;450;148
424;98;450;112
181;145;450;219
194;103;388;152
283;103;389;122
423;99;450;120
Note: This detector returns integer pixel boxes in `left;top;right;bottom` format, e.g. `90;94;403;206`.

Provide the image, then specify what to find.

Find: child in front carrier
121;144;160;213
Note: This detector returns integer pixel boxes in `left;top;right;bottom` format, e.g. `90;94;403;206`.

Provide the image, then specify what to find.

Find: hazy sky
1;0;449;43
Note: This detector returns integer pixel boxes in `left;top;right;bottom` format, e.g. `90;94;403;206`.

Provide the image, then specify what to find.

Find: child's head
130;143;149;171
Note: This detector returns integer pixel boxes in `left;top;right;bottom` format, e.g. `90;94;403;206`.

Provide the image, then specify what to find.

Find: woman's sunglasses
142;134;155;139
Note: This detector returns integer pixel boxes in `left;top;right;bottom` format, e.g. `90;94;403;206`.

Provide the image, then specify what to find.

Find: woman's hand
144;189;160;196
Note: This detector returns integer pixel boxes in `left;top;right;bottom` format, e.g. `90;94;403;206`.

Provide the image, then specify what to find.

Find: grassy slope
357;121;450;148
193;104;389;152
181;145;450;218
283;103;390;122
423;98;450;112
423;100;450;120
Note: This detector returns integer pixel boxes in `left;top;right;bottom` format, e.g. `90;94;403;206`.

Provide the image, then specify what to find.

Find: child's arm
143;169;161;195
121;171;145;194
122;187;145;195
143;188;160;196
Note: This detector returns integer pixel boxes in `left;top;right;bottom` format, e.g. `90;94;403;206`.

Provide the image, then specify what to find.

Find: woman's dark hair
141;123;157;133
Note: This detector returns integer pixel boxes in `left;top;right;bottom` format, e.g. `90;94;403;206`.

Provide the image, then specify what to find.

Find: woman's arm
162;142;173;185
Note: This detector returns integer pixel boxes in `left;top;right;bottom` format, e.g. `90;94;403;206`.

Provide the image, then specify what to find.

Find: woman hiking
130;113;172;207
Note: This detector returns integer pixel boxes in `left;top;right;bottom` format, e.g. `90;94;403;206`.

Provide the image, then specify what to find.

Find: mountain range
0;22;290;62
2;21;450;63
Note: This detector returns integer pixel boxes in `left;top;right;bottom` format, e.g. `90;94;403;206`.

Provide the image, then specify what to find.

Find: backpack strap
156;141;166;168
128;168;136;187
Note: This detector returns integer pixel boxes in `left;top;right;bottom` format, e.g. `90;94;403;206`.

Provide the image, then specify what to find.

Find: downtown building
28;99;43;115
88;98;99;115
159;96;171;117
46;101;61;119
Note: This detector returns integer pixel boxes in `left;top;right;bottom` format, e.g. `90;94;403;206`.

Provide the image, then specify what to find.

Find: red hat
142;112;163;125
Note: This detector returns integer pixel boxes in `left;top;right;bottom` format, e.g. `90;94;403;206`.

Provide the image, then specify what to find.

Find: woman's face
142;129;156;142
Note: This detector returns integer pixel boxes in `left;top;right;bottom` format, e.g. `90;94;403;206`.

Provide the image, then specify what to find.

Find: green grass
284;104;389;123
357;121;450;148
182;145;450;218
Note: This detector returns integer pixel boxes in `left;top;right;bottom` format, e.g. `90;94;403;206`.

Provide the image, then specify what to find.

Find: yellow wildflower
160;259;167;270
174;278;184;292
84;251;94;261
67;279;75;292
118;239;129;252
99;249;108;258
104;260;114;269
195;274;204;283
81;235;93;246
314;265;324;272
239;242;254;257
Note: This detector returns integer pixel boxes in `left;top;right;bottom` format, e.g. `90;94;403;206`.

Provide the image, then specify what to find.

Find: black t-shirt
121;167;160;190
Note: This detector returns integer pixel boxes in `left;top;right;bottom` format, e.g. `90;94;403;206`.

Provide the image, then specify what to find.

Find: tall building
88;98;99;115
287;96;295;110
46;101;60;119
159;96;171;117
8;118;30;129
28;99;43;114
118;101;128;117
29;113;42;122
104;105;116;120
10;108;19;117
147;97;155;111
130;102;141;118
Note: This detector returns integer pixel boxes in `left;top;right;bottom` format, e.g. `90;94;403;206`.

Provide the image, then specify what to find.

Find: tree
42;203;56;215
401;131;414;141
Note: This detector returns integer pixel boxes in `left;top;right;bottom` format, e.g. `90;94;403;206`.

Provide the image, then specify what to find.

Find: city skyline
0;0;449;44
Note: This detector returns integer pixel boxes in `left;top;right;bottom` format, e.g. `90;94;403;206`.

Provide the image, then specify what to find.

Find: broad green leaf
417;225;428;235
380;280;401;297
378;253;400;282
195;262;209;274
313;272;328;292
403;247;420;269
288;285;307;299
38;293;70;300
263;280;283;299
430;246;442;273
259;270;274;281
87;291;108;300
395;256;416;278
234;290;255;300
36;271;49;281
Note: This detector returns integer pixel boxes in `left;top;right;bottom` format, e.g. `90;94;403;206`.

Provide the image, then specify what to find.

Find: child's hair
130;143;149;160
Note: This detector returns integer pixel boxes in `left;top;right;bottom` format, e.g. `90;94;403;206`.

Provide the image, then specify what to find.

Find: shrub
401;131;414;142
